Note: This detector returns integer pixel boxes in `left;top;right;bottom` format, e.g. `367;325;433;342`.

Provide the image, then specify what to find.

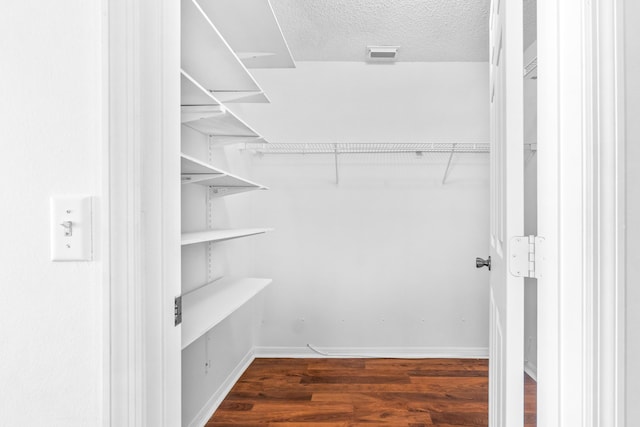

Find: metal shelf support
442;143;457;185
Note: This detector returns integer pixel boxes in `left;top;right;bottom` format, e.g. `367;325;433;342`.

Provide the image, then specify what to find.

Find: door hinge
509;235;545;278
174;296;182;326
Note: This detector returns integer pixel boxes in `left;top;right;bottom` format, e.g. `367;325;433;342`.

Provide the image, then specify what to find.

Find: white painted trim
537;0;592;425
538;1;626;426
592;0;626;425
583;3;597;426
100;1;110;425
188;350;256;427
524;361;537;382
105;0;181;425
253;346;489;359
614;1;627;424
149;0;182;425
105;0;145;424
536;0;560;423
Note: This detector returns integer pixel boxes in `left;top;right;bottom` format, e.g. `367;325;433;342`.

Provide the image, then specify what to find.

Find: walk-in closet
178;0;537;425
5;0;637;424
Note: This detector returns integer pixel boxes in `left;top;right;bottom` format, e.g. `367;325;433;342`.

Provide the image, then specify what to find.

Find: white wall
0;1;103;426
234;62;490;354
624;0;640;423
231;62;489;143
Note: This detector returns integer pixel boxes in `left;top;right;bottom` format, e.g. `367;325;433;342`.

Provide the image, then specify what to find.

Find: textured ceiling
270;0;491;62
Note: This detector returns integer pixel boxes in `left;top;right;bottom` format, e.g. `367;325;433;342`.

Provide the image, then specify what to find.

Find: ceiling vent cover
367;46;399;61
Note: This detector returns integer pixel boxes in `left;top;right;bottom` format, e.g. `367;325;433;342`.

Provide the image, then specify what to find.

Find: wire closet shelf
244;142;490;155
243;142;491;185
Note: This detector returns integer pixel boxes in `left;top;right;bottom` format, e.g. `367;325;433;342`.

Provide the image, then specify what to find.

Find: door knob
476;256;491;270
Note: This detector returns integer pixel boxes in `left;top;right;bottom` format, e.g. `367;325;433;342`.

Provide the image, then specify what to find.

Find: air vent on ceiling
367;46;399;61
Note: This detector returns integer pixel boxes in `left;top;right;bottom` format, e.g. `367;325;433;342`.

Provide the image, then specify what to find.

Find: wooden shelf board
210;136;266;146
181;154;267;191
197;0;295;69
208;186;267;197
181;69;269;105
180;75;264;136
181;0;268;99
182;115;259;137
181;228;272;246
181;277;272;349
212;91;270;104
180;106;226;124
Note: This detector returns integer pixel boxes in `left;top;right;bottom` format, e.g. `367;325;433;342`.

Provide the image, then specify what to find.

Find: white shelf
181;105;260;137
197;0;295;69
181;0;269;103
181;70;221;106
181;154;267;195
181;71;267;141
181;228;272;246
181;277;272;349
212;91;271;104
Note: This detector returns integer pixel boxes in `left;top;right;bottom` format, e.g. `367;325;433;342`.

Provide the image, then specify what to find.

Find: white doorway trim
104;0;181;425
101;0;628;425
592;0;626;425
104;0;145;424
537;0;625;426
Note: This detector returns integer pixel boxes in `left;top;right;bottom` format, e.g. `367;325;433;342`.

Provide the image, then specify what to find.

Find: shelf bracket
442;143;457;184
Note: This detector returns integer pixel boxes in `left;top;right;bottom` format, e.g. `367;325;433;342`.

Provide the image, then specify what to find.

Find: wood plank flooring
207;358;537;427
524;372;537;427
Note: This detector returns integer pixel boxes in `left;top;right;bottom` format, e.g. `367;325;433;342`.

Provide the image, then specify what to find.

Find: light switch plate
50;196;92;261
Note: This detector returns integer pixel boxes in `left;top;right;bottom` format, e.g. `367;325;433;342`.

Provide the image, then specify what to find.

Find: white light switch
50;196;92;261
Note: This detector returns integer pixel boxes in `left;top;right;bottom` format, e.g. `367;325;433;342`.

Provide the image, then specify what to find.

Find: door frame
102;0;627;425
104;0;181;425
537;0;625;426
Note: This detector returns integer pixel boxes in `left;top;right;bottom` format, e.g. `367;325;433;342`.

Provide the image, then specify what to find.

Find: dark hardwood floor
524;372;537;427
207;358;537;426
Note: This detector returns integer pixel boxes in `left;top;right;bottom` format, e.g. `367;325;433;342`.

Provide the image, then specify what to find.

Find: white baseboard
253;345;489;359
188;349;255;427
524;360;538;381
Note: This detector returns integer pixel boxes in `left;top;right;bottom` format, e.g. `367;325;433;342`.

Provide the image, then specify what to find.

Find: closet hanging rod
244;142;491;155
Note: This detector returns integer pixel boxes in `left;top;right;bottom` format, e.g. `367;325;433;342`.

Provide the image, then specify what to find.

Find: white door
488;0;524;426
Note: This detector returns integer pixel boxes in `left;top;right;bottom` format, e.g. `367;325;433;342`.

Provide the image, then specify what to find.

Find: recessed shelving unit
197;0;295;69
180;0;278;421
181;0;269;103
181;228;272;246
181;277;273;349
